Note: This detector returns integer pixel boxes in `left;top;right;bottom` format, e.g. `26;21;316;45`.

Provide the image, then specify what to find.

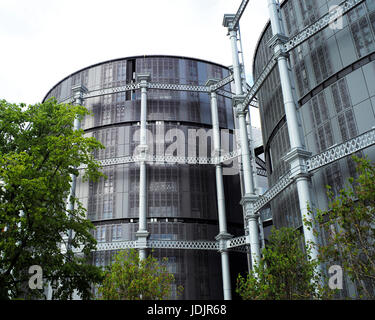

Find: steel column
220;251;231;300
136;73;151;261
223;15;261;270
66;84;88;252
236;110;256;194
207;79;232;300
228;29;243;95
267;0;320;266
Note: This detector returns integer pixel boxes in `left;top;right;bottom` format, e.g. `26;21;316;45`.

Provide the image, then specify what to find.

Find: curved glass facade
254;0;375;295
44;55;246;300
254;0;375;228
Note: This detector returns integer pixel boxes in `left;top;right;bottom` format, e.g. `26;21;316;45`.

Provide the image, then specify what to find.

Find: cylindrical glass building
253;0;375;296
43;55;247;300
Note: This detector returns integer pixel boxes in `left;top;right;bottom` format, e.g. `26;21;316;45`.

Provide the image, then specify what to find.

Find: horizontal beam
241;0;365;113
256;167;268;177
148;82;209;93
71;236;252;253
232;0;250;30
284;0;365;53
79;149;243;169
253;128;375;213
93;240;219;251
95;240;137;251
92;238;253;252
226;235;247;249
255;156;267;170
253;171;293;213
241;56;278;110
307;127;375;172
83;83;140;100
216;89;233;99
208;74;234;92
78;129;374;218
148;240;219;250
56;73;237;104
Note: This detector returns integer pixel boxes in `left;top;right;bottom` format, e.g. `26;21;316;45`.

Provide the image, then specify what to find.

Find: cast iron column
206;79;232;300
136;73;151;261
66;84;88;252
223;15;261;270
267;0;321;266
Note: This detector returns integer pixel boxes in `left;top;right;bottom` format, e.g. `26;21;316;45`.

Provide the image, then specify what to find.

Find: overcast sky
0;0;269;126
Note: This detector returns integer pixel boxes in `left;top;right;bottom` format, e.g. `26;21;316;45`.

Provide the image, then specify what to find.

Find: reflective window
283;0;299;36
348;5;375;57
45;55;242;300
367;0;375;12
297;0;316;26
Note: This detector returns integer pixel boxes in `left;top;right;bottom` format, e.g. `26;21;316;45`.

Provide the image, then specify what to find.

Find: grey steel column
136;73;151;261
223;14;261;270
66;84;88;252
267;0;320;265
206;79;232;300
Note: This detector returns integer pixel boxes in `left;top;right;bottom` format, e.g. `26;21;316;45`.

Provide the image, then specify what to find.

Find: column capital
222;14;237;32
268;33;289;59
267;33;289;48
240;193;260;220
205;78;220;86
215;232;233;252
136;73;151;87
232;95;248;117
71;84;88;105
282;147;312;180
136;230;149;237
135;144;149;160
205;78;220;93
232;94;246;105
240;193;259;205
283;147;312;162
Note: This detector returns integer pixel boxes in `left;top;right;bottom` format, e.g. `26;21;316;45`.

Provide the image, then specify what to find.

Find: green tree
0;98;105;300
236;227;325;300
308;156;375;299
98;249;182;300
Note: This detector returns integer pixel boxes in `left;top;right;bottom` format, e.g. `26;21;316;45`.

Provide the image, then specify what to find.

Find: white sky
0;0;269;126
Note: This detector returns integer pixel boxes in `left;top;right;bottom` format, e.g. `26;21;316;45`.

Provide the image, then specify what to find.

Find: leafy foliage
307;156;375;299
236;227;327;300
98;249;183;300
0;98;105;299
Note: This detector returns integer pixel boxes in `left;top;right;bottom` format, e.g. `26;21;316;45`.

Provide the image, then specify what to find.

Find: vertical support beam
235;108;256;194
223;15;261;270
66;84;88;252
206;79;232;300
136;73;151;261
258;214;266;250
267;0;321;267
246;112;258;192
